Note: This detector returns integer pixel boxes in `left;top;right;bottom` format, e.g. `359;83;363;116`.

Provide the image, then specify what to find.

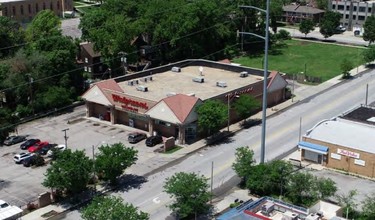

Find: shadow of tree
240;119;262;129
111;174;147;193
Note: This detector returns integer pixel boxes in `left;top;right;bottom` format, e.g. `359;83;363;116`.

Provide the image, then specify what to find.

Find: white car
47;144;66;157
13;152;34;164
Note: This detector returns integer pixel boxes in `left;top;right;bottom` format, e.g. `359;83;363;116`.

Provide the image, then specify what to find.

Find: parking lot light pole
62;128;69;149
239;0;270;164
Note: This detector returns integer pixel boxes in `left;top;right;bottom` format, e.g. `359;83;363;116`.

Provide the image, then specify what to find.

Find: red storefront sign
226;87;254;98
112;94;149;111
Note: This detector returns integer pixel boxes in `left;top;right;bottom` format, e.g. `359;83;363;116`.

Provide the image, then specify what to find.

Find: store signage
337;149;360;159
226;87;254;98
354;159;365;167
112;94;149;111
330;153;341;160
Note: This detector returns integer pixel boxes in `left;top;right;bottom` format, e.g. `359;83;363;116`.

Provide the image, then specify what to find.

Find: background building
0;0;73;23
300;105;375;178
329;0;375;31
282;4;325;24
82;59;288;144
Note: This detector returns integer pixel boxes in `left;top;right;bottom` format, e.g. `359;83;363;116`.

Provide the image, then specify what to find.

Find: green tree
363;15;375;45
43;149;93;194
196;99;227;135
361;193;375;220
319;11;341;39
95;143;138;185
336;190;358;219
164;172;211;219
0;16;24;58
82;196;149;220
34;86;73;111
299;19;315;37
340;58;354;79
233;95;260;123
314;177;337;200
363;45;375;64
25;10;61;42
270;0;291;34
286;172;316;205
232;147;255;180
316;0;329;10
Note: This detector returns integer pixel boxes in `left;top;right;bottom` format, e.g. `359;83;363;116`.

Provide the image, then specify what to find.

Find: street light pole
227;95;230;132
239;0;270;164
62;128;69;149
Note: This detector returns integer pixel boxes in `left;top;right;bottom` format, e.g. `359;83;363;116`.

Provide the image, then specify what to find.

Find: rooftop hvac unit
282;211;298;220
143;77;148;82
193;77;204;83
216;81;227;88
135;80;139;84
167;92;176;97
136;85;148;92
171;67;181;72
128;80;134;86
305;213;319;220
261;202;274;216
240;71;248;78
149;76;153;81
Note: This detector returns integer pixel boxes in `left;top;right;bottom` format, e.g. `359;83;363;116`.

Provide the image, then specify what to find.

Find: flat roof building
82;59;288;144
299;105;375;178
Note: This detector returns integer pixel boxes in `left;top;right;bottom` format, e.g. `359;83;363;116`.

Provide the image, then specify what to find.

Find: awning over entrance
298;141;328;155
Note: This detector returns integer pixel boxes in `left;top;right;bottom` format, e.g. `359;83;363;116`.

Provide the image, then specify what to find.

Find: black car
128;132;147;144
20;139;40;150
23;154;44;167
3;136;26;146
145;135;163;147
38;144;57;155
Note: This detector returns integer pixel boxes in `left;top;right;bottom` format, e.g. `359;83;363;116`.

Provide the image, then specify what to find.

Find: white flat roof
118;65;263;102
0;0;26;3
305;118;375;154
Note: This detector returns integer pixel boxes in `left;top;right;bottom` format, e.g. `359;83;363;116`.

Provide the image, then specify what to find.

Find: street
63;68;375;219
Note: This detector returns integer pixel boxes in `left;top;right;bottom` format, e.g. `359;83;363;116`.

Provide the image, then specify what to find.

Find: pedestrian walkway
21;65;369;220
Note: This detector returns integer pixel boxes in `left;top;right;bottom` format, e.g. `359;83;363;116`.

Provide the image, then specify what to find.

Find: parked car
28;141;49;153
4;136;26;146
39;144;57;155
128;132;147;144
22;154;45;167
146;135;163;147
13;152;34;164
20;139;40;150
47;144;66;157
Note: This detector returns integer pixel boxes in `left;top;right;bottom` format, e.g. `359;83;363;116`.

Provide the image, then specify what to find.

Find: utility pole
365;84;369;106
227;95;230;132
26;74;34;113
298;117;302;142
239;0;270;163
62;128;69;149
210;161;214;204
92;145;96;194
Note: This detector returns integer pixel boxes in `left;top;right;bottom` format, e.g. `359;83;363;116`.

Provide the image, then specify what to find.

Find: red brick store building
82;59;288;144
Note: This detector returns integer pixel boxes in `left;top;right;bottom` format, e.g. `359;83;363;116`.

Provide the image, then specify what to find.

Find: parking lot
0;107;162;208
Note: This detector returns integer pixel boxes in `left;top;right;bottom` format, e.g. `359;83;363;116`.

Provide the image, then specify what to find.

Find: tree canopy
319;11;341;39
196;99;227;135
164;172;211;218
232;146;256;180
233;95;260;122
299;19;315;37
0;16;24;58
82;196;149;220
363;15;375;45
363;45;375;64
94;142;138;185
25;10;61;42
43;149;93;194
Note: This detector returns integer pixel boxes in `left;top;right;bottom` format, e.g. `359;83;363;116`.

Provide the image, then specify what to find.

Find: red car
28;141;49;153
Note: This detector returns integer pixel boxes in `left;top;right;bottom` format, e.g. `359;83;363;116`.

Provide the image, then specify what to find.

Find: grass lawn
73;1;85;6
162;145;183;154
233;39;366;82
76;5;100;14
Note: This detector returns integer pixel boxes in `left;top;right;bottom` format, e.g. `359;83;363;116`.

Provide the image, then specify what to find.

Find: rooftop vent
216;81;227;88
167;92;176;97
136;85;148;92
171;67;181;72
135;80;139;84
240;71;248;78
149;76;153;81
186;93;195;97
192;77;204;83
127;80;134;86
143;77;148;82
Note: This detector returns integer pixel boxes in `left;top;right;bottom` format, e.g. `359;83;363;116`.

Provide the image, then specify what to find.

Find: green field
233;40;365;82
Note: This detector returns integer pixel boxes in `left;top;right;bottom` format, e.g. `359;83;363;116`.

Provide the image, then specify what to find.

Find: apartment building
330;0;375;31
0;0;73;23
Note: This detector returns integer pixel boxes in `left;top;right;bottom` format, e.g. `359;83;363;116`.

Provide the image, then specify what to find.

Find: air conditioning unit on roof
128;80;134;86
171;67;181;72
216;81;227;88
136;85;148;92
240;71;248;78
193;77;204;83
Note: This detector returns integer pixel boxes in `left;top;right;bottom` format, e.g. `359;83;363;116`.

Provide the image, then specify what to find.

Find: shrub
276;29;291;40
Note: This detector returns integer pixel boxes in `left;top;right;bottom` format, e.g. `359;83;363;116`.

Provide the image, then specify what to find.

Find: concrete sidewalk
21;65;368;220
